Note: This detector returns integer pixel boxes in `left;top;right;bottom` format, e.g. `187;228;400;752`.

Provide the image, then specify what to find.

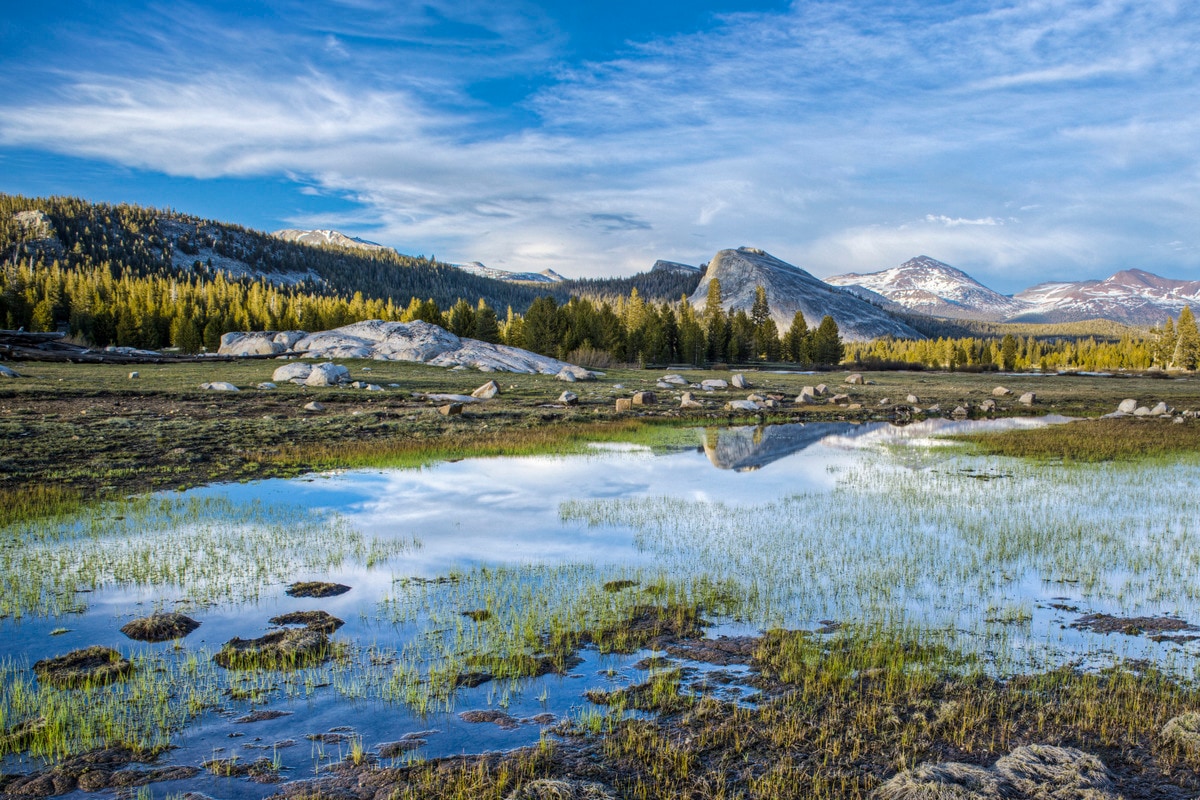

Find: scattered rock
873;744;1120;800
615;398;633;412
845;373;865;385
951;405;969;419
632;391;657;405
830;393;850;404
558;391;579;406
200;382;239;392
234;709;294;724
680;392;703;409
33;646;132;689
701;379;728;390
906;394;919;404
472;380;501;399
459;710;519;729
0;364;20;378
1018;392;1036;406
127;371;139;379
725;400;760;412
424;393;479;403
731;374;749;389
661;375;688;386
257;382;277;390
814;383;829;396
795;391;818;404
1117;398;1138;413
1134;406;1151;416
286;581;351;598
303;401;325;412
556;369;577;383
269;610;345;633
879;398;891;406
438;403;464;416
119;612;200;642
993;386;1012;396
273;362;313;383
305;362;351;387
1162;712;1200;755
506;778;617;800
213;629;331;670
980;398;997;412
1151;401;1171;416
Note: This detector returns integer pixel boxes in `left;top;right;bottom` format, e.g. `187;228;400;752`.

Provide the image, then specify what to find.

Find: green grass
954;417;1200;461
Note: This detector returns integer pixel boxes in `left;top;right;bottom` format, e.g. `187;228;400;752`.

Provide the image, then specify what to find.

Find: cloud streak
2;0;1200;291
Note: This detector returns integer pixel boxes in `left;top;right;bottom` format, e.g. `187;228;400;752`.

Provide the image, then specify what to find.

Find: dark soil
284;581;351;598
1071;613;1196;637
0;746;196;799
202;757;282;783
234;710;294;724
268;610;344;632
212;629;331;670
120;611;201;642
32;645;132;689
459;710;519;730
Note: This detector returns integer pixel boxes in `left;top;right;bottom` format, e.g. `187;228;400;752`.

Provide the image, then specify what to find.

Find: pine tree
1173;306;1200;370
1000;334;1018;371
782;311;810;363
702;279;728;362
811;315;844;365
474;299;500;344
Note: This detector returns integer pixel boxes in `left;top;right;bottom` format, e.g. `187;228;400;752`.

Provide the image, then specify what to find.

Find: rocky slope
218;320;595;377
272;228;391;252
689;247;924;341
1012;269;1200;326
826;256;1026;321
452;262;565;284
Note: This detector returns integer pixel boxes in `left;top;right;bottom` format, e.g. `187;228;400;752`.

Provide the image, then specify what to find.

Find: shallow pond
4;416;1200;797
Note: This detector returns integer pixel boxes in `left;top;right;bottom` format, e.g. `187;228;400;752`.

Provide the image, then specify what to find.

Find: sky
2;0;1199;292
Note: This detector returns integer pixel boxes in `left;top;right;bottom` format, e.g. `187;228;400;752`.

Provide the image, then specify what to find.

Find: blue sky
2;0;1198;292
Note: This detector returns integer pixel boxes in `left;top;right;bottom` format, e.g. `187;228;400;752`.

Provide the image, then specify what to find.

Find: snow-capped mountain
452;262;565;284
689;247;923;341
825;256;1026;321
1012;269;1200;326
272;228;391;252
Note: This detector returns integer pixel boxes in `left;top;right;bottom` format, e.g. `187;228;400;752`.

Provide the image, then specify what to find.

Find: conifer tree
1174;306;1200;370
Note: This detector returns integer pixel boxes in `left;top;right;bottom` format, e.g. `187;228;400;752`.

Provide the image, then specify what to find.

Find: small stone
980;398;997;412
845;373;865;385
701;379;728;390
0;364;20;378
303;401;325;412
305;363;351;387
615;398;633;412
128;371;139;379
257;382;277;390
746;393;765;402
1134;406;1151;416
951;405;969;418
471;380;500;399
1117;398;1138;413
274;363;313;383
814;383;828;396
795;392;817;404
906;394;919;404
632;391;657;405
1018;392;1036;406
726;400;760;412
200;382;239;391
731;374;749;389
1150;401;1170;416
558;391;578;406
438;403;464;416
829;393;850;403
555;369;577;383
993;386;1012;396
879;398;891;406
661;375;688;386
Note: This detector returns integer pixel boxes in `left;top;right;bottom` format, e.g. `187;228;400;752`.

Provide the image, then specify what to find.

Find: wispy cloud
2;0;1200;289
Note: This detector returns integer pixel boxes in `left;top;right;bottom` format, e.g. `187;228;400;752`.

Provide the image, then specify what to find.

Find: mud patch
284;581;350;598
213;629;331;670
268;610;344;632
120;612;201;642
1071;612;1195;637
234;710;293;724
459;710;519;730
32;646;132;689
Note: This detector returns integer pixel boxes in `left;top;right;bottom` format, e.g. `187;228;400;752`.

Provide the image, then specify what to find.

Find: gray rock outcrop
200;382;239;391
1117;398;1138;413
305;363;351;386
273;362;313;383
472;380;501;399
0;364;19;378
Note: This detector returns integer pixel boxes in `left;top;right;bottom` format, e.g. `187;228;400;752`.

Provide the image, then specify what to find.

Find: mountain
1012;269;1200;326
452;261;565;284
689;247;924;341
272;228;391;253
651;259;701;275
825;256;1026;321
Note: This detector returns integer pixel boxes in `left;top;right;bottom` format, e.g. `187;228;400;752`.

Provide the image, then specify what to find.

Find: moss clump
32;646;132;689
212;629;331;670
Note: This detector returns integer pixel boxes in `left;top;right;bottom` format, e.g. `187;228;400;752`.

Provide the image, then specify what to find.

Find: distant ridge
825;256;1025;321
1012;268;1200;326
452;261;565;284
273;228;391;253
690;247;923;341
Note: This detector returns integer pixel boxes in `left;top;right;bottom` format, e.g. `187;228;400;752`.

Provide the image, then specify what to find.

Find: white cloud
925;215;1003;228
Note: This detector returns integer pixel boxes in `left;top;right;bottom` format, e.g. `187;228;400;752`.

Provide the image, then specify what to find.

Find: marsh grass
955;417;1200;461
0;494;417;618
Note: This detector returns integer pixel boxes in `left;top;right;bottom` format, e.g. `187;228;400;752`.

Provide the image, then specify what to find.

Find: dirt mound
1071;613;1194;637
268;610;344;632
32;646;132;689
120;612;201;642
213;629;331;670
873;744;1121;800
285;581;351;598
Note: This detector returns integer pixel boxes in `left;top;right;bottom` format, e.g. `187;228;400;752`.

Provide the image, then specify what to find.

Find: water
4;417;1200;795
